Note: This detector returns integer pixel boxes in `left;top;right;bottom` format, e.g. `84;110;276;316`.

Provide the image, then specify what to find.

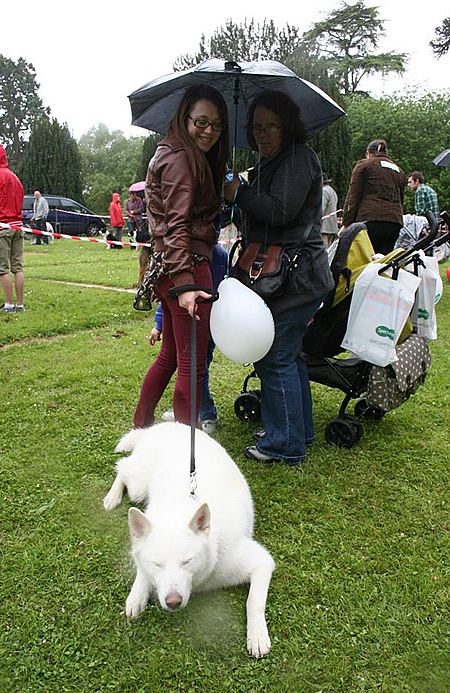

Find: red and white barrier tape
0;222;152;248
322;208;343;220
1;207;343;249
46;207;143;221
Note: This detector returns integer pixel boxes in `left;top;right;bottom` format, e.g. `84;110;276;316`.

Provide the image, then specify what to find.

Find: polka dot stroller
234;213;448;448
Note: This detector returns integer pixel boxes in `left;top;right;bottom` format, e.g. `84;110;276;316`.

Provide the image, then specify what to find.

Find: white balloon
210;278;275;364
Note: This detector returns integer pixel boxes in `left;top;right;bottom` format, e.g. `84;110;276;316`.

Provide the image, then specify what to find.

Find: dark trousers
366;221;402;256
34;217;48;245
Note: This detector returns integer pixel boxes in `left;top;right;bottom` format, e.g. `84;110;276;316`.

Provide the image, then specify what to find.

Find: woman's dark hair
167;85;229;195
245;90;307;151
366;139;388;155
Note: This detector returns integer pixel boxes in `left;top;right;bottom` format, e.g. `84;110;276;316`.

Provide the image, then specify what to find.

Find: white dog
103;422;275;658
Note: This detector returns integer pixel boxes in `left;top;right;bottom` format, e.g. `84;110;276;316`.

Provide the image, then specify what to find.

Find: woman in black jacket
225;91;333;466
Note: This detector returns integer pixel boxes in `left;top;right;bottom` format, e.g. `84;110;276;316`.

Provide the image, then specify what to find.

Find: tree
345;90;450;212
174;19;301;70
138;133;163;181
302;1;407;95
430;17;450;58
18;117;83;201
0;54;50;168
78;124;145;213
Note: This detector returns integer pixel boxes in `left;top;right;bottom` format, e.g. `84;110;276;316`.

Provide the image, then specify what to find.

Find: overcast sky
1;0;449;140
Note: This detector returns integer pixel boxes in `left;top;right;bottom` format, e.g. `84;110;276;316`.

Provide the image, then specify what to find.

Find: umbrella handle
231;77;241;170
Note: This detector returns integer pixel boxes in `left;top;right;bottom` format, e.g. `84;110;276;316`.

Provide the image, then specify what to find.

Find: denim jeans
34;217;48;245
253;299;323;465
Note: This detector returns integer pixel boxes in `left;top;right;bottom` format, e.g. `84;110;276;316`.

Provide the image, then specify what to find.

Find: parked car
22;195;106;237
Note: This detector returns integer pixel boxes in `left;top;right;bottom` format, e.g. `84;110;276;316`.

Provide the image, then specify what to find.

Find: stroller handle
378;211;440;275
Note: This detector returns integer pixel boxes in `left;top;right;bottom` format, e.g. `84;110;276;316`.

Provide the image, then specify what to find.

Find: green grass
1;238;449;692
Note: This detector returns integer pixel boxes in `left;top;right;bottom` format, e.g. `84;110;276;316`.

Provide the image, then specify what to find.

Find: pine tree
18;118;83;200
0;54;50;168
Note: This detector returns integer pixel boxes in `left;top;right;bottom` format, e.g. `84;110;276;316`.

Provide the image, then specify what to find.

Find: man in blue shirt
407;171;439;218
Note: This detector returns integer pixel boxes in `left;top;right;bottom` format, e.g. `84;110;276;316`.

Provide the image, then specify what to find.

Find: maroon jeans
134;261;212;428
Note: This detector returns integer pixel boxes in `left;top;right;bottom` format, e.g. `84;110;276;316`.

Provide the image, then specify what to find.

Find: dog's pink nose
165;592;182;609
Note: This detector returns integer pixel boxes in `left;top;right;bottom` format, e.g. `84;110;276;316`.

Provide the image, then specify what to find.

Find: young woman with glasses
134;85;229;429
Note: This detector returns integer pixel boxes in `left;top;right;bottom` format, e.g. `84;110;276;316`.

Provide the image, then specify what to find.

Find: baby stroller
234;212;448;448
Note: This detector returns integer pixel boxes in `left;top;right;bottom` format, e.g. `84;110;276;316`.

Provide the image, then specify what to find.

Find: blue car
22;195;106;236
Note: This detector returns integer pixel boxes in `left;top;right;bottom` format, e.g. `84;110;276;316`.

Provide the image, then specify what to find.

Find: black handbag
230;221;314;300
135;224;150;244
230;240;298;300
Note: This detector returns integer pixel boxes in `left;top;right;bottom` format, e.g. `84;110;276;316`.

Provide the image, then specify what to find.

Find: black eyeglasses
252;123;282;134
188;116;224;132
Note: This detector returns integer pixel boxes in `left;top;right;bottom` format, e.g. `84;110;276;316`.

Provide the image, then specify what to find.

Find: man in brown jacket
342;139;405;255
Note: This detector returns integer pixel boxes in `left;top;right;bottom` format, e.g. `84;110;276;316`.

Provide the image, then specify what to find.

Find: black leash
189;304;197;496
167;284;219;498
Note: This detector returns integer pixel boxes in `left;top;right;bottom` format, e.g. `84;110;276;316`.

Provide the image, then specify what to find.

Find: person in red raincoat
109;192;124;249
0;145;25;312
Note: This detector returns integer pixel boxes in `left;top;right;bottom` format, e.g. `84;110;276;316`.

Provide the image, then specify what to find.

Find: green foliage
345;90;450;212
18;117;83;200
430;16;450;57
302;0;407;95
138;133;163;180
78;123;146;214
174;18;302;70
0;54;50;168
287;50;351;204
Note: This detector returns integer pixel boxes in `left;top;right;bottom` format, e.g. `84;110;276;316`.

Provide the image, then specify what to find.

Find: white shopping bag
341;263;421;366
410;253;440;341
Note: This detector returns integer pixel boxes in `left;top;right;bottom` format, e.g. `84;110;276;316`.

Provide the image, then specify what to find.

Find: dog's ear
128;507;152;541
189;503;210;535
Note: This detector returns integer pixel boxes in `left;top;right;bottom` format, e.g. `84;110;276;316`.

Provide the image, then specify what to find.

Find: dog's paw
103;482;123;511
125;592;148;619
247;630;271;659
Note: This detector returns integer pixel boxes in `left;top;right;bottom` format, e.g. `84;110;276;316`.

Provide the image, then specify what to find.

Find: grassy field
1;238;449;693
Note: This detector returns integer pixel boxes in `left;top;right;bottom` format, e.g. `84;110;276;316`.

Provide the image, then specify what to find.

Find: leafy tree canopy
174;18;301;70
78;124;145;213
138;133;163;181
0;54;50;169
430;16;450;58
302;0;407;94
18;117;83;201
345;89;450;212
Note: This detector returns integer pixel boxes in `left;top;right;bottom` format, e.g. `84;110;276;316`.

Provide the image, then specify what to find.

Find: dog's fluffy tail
115;428;148;453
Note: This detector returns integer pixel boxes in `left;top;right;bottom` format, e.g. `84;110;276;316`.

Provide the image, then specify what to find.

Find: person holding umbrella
133;85;229;429
224;90;334;467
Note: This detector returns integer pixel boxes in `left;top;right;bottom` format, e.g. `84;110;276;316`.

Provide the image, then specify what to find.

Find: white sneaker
200;419;218;435
162;410;175;422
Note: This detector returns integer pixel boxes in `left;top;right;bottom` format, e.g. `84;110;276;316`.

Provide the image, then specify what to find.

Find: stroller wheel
354;398;385;420
234;390;261;422
325;415;362;448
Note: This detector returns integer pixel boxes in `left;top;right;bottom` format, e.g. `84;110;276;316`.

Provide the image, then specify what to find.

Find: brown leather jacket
145;135;219;287
342;153;405;228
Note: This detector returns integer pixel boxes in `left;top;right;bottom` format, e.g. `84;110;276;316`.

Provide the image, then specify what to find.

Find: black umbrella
128;58;346;149
432;148;450;167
